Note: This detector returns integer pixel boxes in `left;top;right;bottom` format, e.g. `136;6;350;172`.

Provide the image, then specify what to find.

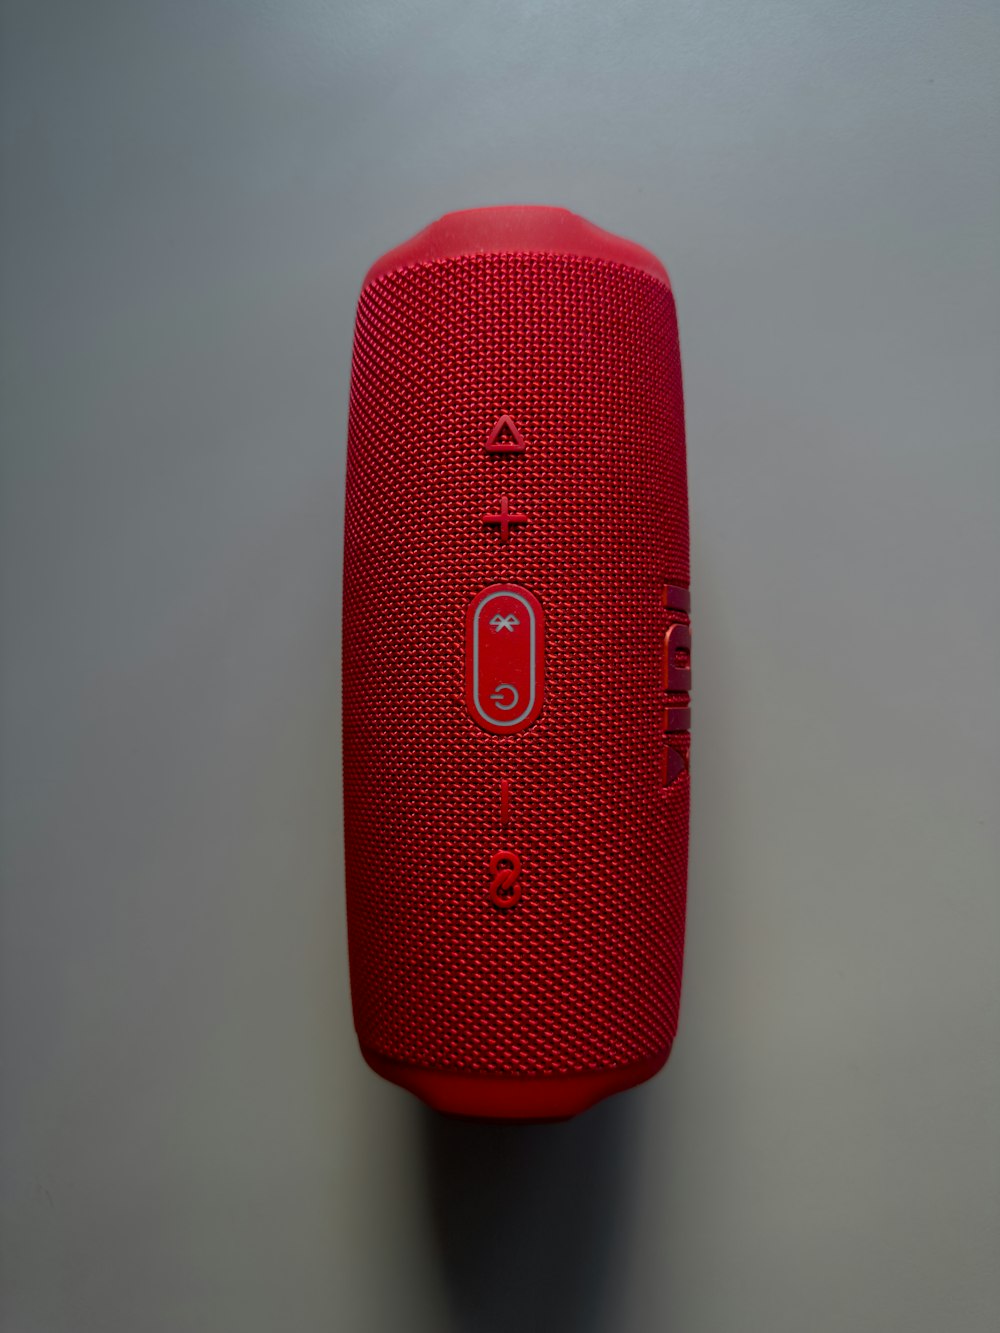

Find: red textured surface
343;222;689;1102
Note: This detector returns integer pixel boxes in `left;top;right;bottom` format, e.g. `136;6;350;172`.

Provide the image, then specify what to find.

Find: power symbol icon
489;683;519;711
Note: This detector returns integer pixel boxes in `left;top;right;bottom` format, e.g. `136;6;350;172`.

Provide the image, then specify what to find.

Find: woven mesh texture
343;251;689;1075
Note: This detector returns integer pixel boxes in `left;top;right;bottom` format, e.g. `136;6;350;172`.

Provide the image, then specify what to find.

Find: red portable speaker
342;206;690;1120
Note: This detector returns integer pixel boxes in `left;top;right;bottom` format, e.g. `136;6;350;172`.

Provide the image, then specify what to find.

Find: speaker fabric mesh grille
343;251;689;1076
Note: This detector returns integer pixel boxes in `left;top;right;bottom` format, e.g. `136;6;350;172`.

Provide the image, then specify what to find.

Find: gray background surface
1;2;998;1330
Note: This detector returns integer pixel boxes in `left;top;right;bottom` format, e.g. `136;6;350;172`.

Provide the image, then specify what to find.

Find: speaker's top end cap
363;205;671;290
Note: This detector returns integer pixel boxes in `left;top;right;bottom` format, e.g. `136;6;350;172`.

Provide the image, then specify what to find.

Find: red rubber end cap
362;1047;671;1121
363;205;671;289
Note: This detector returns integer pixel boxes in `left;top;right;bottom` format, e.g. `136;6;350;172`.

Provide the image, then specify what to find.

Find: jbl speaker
342;206;690;1120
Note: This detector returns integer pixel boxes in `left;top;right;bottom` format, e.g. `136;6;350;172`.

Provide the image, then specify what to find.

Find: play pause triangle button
485;414;526;453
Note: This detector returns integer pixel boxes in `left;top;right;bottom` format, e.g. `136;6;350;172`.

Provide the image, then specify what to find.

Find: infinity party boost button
465;585;545;734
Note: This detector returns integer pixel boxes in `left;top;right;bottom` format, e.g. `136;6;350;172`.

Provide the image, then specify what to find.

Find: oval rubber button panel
465;584;545;734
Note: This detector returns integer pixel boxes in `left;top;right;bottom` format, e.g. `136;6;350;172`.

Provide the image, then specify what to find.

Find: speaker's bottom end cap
360;1046;670;1121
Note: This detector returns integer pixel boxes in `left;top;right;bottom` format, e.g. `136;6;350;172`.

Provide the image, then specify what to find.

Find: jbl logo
661;584;691;789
